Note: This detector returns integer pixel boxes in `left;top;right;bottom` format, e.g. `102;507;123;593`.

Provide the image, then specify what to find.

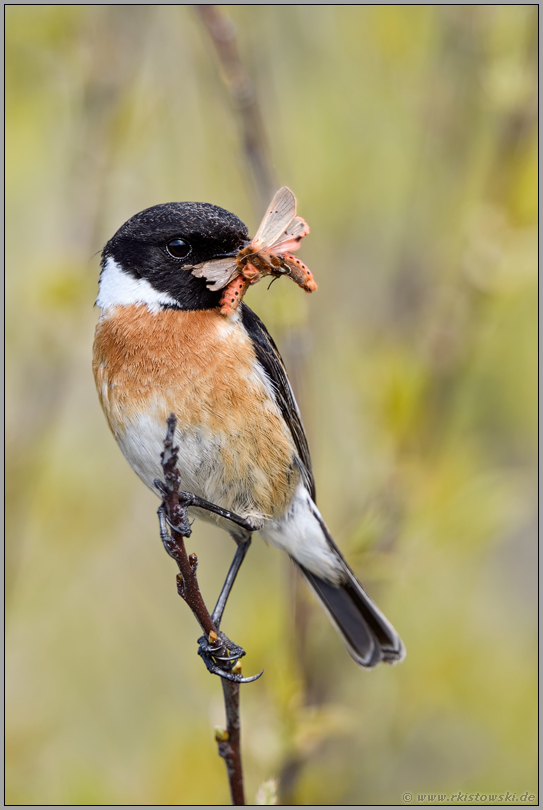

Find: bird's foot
197;630;263;684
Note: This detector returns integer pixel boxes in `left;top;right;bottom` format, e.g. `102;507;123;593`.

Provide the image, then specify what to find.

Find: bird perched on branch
93;188;405;668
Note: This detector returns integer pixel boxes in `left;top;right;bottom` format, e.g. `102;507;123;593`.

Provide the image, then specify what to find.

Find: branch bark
217;680;244;806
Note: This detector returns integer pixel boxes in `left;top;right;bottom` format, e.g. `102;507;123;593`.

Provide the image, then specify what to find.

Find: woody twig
154;414;262;806
194;4;277;211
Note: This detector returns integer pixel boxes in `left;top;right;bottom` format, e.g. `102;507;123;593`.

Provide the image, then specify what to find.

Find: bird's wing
240;303;315;501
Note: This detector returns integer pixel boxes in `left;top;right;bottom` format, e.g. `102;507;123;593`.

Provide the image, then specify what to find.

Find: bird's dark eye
166;238;192;259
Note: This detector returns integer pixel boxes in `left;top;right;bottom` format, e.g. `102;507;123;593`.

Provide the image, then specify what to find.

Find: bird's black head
99;201;249;311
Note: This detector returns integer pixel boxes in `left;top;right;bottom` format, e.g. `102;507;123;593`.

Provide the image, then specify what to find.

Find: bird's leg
155;479;255;536
154;415;263;683
157;493;262;684
212;534;252;629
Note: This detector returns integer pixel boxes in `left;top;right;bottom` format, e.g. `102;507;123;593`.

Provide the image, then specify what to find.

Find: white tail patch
260;483;344;583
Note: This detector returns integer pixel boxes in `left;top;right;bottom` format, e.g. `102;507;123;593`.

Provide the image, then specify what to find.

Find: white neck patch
96;256;178;314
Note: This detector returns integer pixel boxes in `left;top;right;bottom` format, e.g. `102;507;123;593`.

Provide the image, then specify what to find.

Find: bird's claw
197;631;263;684
157;502;192;549
165;513;192;536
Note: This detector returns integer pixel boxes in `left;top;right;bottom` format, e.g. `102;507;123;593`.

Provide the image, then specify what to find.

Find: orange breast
92;306;299;523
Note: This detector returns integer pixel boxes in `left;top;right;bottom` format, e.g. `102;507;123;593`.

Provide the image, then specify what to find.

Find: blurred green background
6;5;537;806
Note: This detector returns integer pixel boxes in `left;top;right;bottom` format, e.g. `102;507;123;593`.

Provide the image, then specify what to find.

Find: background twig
194;4;277;211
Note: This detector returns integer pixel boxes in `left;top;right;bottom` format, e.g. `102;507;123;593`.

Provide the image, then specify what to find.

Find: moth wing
267;216;310;255
191;258;239;291
283;216;310;240
252;186;297;250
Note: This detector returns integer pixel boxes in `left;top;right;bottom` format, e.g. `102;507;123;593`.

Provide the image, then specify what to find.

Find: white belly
117;412;269;529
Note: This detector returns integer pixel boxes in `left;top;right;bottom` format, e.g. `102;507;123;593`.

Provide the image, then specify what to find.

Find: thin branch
156;414;262;805
194;4;277;211
217;680;244;806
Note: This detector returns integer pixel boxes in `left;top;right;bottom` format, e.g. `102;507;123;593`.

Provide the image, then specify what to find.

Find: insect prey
190;186;317;316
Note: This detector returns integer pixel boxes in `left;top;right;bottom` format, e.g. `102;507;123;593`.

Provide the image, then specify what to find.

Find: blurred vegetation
6;5;537;806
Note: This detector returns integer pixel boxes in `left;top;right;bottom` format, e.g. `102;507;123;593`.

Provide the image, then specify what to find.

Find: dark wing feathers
240;303;316;501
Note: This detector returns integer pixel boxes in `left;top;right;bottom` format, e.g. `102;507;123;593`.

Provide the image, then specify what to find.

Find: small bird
93;193;405;668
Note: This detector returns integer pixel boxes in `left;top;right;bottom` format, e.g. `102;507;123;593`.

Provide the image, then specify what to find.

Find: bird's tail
296;562;405;667
295;518;405;668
